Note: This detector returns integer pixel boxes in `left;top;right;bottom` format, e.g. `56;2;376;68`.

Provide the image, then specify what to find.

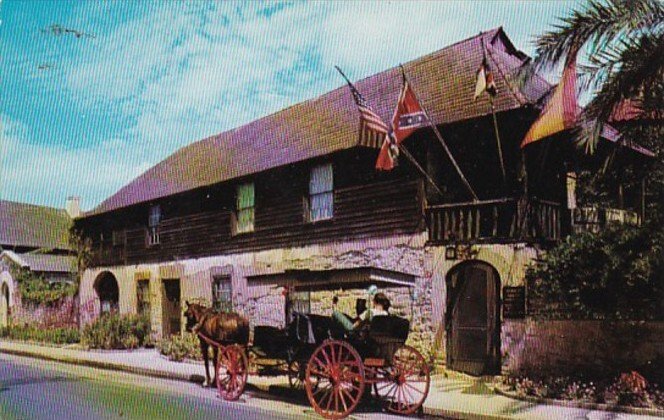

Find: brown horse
183;302;250;387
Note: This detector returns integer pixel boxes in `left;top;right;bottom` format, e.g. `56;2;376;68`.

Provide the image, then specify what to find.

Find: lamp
445;246;457;260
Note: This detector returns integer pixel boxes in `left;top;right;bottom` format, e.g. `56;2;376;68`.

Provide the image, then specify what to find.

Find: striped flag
335;66;389;148
521;51;578;148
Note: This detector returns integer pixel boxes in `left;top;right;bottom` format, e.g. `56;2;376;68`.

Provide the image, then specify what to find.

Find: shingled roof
89;28;551;216
0;200;72;251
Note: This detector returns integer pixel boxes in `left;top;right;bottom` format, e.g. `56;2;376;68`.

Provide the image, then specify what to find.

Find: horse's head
183;301;207;332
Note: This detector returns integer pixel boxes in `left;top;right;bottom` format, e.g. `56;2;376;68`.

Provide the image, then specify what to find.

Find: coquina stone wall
79;233;435;359
502;320;664;378
0;267;78;329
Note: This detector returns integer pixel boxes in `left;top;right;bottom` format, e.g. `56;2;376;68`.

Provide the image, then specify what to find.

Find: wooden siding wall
80;150;425;267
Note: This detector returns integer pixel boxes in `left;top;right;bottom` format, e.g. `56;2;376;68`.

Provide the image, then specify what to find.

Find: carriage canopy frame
248;266;416;292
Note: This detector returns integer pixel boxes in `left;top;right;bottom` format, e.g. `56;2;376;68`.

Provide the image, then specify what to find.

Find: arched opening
0;282;9;328
445;260;501;376
94;272;119;315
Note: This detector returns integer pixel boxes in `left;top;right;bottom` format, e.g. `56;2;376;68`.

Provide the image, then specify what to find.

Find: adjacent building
73;28;652;375
0;198;78;328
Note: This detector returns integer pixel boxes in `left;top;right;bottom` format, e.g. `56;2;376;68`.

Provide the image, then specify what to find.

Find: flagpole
481;38;507;188
334;65;446;198
400;65;479;201
397;143;445;198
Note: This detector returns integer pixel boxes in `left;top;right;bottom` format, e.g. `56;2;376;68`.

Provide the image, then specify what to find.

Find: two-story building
74;28;652;375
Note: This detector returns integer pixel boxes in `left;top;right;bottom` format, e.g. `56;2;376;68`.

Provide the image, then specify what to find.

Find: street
0;353;428;420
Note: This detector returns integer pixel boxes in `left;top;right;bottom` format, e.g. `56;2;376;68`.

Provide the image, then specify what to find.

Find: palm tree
528;0;663;152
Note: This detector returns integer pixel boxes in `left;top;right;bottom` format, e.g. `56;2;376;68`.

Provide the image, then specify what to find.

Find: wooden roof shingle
89;28;551;216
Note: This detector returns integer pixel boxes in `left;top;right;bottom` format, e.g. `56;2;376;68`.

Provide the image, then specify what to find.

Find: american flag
335;66;388;148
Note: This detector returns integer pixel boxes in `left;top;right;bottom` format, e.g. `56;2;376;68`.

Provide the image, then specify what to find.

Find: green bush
81;313;150;349
13;268;77;306
526;222;664;320
0;324;80;345
157;332;203;362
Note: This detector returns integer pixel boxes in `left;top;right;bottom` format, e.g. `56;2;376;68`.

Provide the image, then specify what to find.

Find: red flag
376;77;428;170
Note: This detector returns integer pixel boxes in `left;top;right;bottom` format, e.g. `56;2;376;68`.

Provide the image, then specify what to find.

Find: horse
183;302;250;387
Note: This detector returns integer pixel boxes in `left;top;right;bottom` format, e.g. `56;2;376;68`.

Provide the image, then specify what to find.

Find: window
307;163;334;222
112;229;126;247
286;290;311;323
147;205;161;246
212;275;232;312
234;182;255;234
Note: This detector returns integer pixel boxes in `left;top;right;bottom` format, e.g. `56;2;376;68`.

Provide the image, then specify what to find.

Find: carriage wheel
287;360;304;390
305;340;365;419
374;345;430;415
216;345;248;401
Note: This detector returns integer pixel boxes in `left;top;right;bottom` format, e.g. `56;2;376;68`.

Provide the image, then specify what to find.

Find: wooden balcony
571;207;640;234
426;198;562;244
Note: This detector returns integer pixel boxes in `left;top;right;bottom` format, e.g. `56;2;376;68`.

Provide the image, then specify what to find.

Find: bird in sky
41;24;95;39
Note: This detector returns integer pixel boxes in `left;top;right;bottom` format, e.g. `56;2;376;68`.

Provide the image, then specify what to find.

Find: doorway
162;279;181;336
446;261;500;375
94;272;119;315
1;282;9;328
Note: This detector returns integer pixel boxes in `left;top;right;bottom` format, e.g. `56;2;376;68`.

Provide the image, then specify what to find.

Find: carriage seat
369;315;410;343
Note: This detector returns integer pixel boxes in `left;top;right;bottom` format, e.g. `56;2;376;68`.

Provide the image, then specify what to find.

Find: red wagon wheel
216;344;248;401
374;345;430;415
305;340;365;419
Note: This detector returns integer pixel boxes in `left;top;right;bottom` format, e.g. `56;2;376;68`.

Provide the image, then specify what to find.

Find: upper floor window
147;205;161;246
307;163;334;222
234;182;255;234
112;229;126;247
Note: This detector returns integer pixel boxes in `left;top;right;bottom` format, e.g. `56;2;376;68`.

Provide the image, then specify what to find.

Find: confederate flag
376;75;428;170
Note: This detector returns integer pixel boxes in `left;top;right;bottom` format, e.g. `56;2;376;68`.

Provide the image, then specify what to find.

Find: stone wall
79;232;434;359
10;294;78;328
502;319;664;378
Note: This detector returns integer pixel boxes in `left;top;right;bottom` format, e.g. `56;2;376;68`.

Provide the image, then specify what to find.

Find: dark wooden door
446;263;499;375
162;279;181;336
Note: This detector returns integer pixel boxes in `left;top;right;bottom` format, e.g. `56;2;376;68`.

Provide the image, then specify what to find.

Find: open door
162;279;181;336
446;262;500;375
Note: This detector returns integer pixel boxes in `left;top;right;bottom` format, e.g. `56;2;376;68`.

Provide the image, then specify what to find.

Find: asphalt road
0;353;425;420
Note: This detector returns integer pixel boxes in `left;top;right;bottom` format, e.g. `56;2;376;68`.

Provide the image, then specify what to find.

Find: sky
0;1;580;211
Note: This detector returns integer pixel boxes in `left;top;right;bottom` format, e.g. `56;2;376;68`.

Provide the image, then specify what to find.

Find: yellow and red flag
520;52;578;148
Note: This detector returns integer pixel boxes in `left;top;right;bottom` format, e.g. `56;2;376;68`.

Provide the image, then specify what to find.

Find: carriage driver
332;290;391;332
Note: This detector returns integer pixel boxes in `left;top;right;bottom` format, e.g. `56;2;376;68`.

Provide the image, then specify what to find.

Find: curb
0;346;204;384
494;386;664;418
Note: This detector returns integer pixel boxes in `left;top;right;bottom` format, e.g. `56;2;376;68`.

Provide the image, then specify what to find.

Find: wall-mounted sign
503;286;526;319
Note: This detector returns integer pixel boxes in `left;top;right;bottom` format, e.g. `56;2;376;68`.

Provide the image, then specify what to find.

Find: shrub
81;313;150;350
13;268;77;306
157;332;203;362
526;222;664;320
0;323;80;345
503;372;663;410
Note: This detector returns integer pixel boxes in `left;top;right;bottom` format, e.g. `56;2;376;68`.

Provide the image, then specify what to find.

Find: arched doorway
94;272;119;315
445;261;500;376
0;282;9;328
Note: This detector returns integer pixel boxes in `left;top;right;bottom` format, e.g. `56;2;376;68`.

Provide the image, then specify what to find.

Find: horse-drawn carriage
187;271;430;419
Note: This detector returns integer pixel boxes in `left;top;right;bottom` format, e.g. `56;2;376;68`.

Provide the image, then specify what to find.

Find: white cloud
4;2;578;209
1;114;152;210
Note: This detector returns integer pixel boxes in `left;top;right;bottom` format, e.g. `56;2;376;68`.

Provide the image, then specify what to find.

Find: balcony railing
426;198;562;244
571;207;640;234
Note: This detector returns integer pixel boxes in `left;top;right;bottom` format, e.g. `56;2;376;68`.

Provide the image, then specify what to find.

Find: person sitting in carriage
332;290;391;332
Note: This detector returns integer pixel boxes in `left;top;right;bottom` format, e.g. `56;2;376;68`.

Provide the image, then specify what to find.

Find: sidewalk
0;340;659;419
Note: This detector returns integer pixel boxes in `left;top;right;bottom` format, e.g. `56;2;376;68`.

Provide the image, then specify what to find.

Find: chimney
66;196;81;218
